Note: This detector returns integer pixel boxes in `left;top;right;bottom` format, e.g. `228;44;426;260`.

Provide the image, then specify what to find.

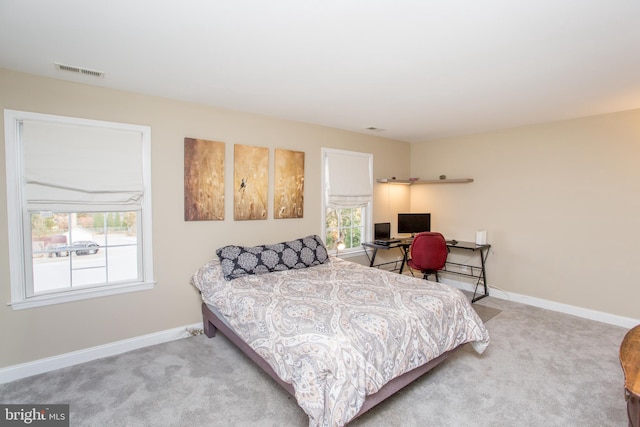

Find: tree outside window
325;207;365;251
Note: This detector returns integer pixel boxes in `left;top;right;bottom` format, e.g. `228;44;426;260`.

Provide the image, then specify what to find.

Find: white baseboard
442;278;640;329
0;322;202;384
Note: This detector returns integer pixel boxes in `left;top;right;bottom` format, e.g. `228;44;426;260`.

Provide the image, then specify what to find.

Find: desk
442;241;491;303
362;240;411;274
362;239;491;303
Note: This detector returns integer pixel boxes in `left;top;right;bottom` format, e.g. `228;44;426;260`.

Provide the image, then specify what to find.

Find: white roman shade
22;119;144;211
325;150;373;208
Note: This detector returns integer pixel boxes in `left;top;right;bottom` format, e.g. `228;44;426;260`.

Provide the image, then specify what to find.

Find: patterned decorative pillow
216;235;330;280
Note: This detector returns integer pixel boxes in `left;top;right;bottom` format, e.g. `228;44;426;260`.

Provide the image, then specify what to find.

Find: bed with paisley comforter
191;235;489;426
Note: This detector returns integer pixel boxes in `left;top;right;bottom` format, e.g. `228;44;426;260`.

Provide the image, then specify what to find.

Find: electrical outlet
186;328;204;337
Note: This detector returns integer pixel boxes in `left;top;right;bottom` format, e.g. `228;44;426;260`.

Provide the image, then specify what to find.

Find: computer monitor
397;213;431;236
374;222;391;240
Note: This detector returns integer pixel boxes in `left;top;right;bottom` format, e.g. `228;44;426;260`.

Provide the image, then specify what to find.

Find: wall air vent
54;62;105;78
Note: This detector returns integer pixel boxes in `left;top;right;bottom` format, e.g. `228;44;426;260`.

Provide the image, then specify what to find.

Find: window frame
4;110;155;309
321;148;373;255
324;205;367;253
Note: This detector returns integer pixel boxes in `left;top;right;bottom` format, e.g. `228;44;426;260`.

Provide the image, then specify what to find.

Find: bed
191;235;490;426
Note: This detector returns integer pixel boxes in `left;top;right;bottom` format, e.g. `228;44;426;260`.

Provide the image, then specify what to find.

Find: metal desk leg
398;246;409;274
364;247;379;267
472;247;490;303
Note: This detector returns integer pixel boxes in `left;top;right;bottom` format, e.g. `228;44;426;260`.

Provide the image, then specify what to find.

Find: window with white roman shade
321;148;373;254
4;110;154;309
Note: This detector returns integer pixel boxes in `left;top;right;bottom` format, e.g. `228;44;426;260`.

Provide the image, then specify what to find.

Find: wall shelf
377;178;474;184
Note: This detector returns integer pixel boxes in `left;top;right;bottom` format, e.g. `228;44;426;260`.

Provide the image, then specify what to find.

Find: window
325;206;365;251
4;110;154;309
321;148;373;254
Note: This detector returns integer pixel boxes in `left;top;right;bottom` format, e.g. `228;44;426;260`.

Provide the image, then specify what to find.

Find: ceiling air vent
54;62;105;78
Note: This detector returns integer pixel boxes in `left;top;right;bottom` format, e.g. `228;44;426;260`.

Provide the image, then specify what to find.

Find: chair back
409;232;448;272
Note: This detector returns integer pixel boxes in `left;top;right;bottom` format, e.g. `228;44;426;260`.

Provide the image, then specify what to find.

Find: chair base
408;266;440;282
422;271;439;282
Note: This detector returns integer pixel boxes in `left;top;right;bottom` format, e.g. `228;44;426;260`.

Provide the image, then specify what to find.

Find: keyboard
373;239;401;245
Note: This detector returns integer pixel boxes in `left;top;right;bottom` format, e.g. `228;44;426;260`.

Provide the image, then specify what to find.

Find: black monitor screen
374;222;391;240
397;213;431;235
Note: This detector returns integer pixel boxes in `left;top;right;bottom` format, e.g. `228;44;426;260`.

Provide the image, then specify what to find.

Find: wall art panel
274;148;304;219
184;137;225;221
234;144;269;220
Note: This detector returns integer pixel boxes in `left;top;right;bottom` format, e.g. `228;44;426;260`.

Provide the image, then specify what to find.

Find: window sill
8;281;156;310
335;248;365;258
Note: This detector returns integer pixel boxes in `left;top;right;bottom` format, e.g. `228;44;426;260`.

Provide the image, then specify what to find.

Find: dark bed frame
202;302;457;421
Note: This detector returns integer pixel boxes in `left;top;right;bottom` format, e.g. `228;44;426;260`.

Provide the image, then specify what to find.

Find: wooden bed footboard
201;302;455;421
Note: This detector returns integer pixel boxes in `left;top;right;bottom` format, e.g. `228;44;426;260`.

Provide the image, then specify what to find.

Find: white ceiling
1;0;640;143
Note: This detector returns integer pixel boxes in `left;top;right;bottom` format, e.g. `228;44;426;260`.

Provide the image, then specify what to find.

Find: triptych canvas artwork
184;138;304;221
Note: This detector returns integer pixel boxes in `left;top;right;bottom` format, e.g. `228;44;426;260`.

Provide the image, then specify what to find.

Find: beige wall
3;67;637;370
409;109;640;319
0;69;410;368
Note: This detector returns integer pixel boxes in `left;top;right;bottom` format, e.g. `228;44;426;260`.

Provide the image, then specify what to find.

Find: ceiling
1;1;640;143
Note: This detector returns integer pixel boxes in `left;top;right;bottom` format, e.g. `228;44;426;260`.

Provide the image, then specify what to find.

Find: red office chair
407;232;448;282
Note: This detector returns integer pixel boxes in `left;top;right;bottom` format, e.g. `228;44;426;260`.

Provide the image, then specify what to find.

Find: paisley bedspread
191;257;489;426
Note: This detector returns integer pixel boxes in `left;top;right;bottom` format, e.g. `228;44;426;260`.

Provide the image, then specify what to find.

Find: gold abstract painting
234;144;268;220
184;138;225;221
274;148;304;219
